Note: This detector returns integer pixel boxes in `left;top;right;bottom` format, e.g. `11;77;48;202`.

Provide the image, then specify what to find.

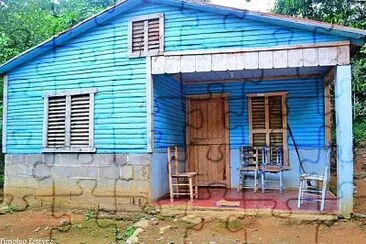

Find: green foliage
273;0;366;145
1;203;17;214
0;0;117;66
354;120;366;145
84;208;96;221
113;225;135;242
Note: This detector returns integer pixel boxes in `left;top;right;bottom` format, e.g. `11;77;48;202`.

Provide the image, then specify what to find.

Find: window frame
42;88;96;153
128;13;164;58
247;91;289;166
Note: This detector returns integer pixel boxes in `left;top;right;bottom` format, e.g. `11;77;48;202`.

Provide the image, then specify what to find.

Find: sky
211;0;276;12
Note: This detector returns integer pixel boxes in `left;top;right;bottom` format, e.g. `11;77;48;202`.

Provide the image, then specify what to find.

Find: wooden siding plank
288;49;303;67
2;75;8;153
244;52;259;69
226;53;237;71
152;56;165;74
195;55;212;72
153;74;185;149
303;48;318;67
181;55;196;72
273;50;288;68
235;53;245;70
89;92;95;148
258;51;273;69
337;45;350;65
212;54;228;71
319;47;338;66
165;56;180;74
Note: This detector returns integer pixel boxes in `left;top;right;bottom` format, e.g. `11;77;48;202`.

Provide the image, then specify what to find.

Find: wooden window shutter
129;13;164;57
43;89;96;152
268;96;283;129
248;92;288;166
132;20;145;52
70;94;90;148
251;97;265;129
147;18;160;51
47;96;66;148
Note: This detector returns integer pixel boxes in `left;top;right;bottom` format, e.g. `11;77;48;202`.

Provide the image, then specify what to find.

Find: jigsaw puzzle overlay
0;0;357;242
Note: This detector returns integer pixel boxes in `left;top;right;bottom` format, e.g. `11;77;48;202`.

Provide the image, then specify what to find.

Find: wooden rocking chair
168;146;198;202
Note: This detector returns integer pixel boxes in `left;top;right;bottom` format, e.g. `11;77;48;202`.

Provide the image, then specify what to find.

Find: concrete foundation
3;153;151;212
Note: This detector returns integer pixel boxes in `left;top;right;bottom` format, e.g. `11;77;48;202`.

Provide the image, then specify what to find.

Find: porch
154;188;338;218
148;42;353;217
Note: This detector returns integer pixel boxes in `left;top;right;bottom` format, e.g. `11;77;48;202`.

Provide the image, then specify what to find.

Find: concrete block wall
4;153;151;212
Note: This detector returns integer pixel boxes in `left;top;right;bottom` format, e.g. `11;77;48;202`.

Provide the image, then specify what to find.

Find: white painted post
335;65;353;218
146;57;154;153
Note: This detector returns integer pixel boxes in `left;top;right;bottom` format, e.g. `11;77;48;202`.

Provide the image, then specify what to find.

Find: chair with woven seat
297;144;331;211
237;146;260;192
168;146;198;202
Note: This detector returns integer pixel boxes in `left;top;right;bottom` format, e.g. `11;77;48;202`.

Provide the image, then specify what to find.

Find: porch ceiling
177;66;331;84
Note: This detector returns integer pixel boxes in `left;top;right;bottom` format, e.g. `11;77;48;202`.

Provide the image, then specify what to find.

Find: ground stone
126;227;144;244
181;215;202;225
159;225;171;235
133;219;150;229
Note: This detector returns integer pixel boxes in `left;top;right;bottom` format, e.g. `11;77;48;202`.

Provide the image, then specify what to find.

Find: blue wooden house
0;0;365;217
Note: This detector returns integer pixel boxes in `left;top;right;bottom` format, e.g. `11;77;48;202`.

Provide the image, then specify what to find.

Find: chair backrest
167;146;179;176
261;146;283;167
239;146;259;168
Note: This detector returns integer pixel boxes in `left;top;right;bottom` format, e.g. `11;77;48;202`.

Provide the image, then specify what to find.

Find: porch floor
154;188;338;214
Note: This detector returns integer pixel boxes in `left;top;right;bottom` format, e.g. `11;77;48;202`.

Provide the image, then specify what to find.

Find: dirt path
1;210;366;244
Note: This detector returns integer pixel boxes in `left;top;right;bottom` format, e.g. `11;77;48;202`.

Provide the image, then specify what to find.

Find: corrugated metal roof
0;0;365;74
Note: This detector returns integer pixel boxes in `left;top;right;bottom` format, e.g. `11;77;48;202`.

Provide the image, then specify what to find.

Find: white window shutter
70;93;90;148
47;96;66;148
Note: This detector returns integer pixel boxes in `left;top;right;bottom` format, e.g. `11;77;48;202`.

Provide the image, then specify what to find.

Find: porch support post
335;65;353;218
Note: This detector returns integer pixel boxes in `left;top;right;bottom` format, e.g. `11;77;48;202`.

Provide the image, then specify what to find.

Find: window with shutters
248;92;288;166
42;89;96;152
128;13;164;57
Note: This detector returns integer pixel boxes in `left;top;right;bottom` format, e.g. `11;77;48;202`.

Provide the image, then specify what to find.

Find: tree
273;0;366;145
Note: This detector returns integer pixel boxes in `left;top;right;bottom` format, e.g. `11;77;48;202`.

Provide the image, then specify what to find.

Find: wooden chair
260;146;285;193
168;146;198;202
237;146;259;192
297;144;331;211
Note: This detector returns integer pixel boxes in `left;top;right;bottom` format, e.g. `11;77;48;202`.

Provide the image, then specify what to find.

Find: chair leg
261;172;265;193
195;181;198;199
169;177;174;202
237;171;241;192
297;179;303;209
254;171;258;193
320;181;327;211
279;171;284;193
189;177;194;203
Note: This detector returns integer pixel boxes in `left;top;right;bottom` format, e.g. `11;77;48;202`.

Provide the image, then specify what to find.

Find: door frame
185;93;230;188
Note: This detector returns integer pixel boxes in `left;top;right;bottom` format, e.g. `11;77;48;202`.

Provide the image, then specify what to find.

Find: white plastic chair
297;144;331;211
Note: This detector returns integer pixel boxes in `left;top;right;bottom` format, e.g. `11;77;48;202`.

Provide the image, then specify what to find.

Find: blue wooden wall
5;1;341;154
153;75;185;151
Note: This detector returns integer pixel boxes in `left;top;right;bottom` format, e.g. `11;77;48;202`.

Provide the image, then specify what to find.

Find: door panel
186;95;229;186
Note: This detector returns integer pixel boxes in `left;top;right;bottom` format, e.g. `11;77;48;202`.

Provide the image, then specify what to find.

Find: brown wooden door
186;95;229;187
